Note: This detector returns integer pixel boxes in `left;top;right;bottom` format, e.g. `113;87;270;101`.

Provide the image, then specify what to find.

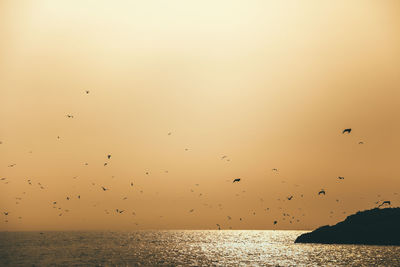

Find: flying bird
66;115;74;118
272;168;278;172
342;128;351;134
232;178;241;183
338;176;344;180
318;189;326;195
287;196;293;200
101;186;109;191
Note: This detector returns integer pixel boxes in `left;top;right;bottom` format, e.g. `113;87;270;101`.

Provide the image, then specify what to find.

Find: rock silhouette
295;207;400;245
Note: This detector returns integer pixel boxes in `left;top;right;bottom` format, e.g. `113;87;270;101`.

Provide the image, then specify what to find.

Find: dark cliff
295;207;400;245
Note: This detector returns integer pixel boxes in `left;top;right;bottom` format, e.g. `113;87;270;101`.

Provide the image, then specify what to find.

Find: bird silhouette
273;220;277;225
85;90;89;94
66;115;74;118
318;189;326;195
342;128;351;134
287;196;293;200
233;178;241;183
101;186;109;191
107;154;111;159
378;200;391;208
104;163;108;166
338;176;344;180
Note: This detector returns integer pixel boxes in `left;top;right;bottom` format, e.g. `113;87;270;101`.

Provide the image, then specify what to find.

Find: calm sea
0;230;399;266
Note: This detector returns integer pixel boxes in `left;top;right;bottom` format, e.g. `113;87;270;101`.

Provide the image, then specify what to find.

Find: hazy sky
1;0;400;231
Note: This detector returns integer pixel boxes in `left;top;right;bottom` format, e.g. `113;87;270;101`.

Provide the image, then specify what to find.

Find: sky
1;0;400;231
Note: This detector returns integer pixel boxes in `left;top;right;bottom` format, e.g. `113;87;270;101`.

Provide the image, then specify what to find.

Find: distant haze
1;0;399;231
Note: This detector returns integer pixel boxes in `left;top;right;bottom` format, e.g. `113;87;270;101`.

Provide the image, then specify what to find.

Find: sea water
0;230;399;266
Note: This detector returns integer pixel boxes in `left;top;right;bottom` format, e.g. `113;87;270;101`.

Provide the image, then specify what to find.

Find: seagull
378;201;391;208
338;176;344;180
233;178;241;183
342;128;351;134
318;189;326;195
101;186;109;191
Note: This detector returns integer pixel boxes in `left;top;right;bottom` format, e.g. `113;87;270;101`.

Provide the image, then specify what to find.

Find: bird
378;201;391;208
338;176;344;180
318;189;326;195
66;197;70;200
107;154;111;159
216;224;221;230
272;168;278;172
101;186;109;191
342;128;351;134
78;195;80;199
273;220;277;225
85;90;90;94
66;115;74;118
232;178;241;183
287;196;293;200
130;182;134;187
104;163;108;166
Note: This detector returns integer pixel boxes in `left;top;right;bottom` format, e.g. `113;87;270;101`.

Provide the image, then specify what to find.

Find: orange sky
1;0;400;231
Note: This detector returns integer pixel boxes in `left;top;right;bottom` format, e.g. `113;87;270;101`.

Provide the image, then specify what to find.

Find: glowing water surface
1;230;399;266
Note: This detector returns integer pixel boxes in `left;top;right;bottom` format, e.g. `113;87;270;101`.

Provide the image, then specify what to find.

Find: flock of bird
1;91;397;229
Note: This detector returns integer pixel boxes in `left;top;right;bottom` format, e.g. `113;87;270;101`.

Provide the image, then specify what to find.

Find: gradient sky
1;0;400;231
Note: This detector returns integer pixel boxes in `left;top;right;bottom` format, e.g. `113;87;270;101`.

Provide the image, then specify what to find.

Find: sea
0;230;399;266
